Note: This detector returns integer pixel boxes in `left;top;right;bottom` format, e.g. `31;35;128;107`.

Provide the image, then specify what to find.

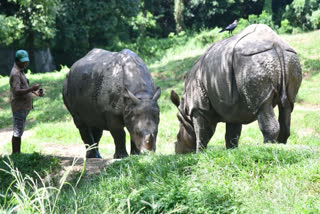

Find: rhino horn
170;90;180;107
152;87;161;101
124;88;140;104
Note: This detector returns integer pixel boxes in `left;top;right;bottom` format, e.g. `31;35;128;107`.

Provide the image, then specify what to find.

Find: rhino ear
170;90;180;107
152;87;161;101
124;88;139;104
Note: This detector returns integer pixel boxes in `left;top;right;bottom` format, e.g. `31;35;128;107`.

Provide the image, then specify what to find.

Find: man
9;50;42;154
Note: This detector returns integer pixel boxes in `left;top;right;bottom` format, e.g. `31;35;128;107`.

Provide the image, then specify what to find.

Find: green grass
0;30;319;213
0;153;60;206
55;145;320;213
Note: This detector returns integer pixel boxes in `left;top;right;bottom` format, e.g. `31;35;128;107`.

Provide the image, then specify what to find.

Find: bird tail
219;29;225;33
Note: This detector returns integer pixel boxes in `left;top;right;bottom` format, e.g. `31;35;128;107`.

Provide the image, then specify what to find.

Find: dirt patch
40;143;117;178
295;103;320;112
0;130;116;178
49;156;117;183
0;128;34;154
297;128;315;137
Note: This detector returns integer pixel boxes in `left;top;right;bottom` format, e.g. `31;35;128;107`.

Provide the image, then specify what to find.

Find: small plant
278;19;293;34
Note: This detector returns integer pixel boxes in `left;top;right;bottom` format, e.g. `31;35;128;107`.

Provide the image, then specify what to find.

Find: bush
278;19;293;34
237;11;277;33
310;9;320;29
283;0;320;31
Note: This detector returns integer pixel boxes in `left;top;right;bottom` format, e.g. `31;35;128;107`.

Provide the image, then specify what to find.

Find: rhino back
181;24;299;123
120;49;155;99
63;48;125;126
63;48;157;128
233;24;300;112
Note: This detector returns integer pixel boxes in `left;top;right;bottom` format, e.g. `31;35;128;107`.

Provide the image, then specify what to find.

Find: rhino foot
86;149;102;159
114;152;128;159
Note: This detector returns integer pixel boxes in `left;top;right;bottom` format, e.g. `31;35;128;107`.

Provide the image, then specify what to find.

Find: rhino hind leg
257;98;280;143
78;126;102;158
110;129;128;159
225;123;242;149
277;104;292;144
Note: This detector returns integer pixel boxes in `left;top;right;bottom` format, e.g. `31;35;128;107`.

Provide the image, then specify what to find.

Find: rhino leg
130;140;140;155
111;129;128;159
192;110;215;152
91;127;103;158
257;98;280;143
277;104;291;144
78;126;102;158
225;123;242;149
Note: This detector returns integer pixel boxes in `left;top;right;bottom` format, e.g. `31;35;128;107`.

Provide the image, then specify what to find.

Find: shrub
237;11;276;33
278;19;293;34
283;0;320;31
310;9;320;29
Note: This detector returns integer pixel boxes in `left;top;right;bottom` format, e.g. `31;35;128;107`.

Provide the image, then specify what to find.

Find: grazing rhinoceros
63;49;161;158
170;24;302;154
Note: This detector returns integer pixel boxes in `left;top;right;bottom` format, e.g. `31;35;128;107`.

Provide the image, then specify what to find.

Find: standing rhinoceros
63;49;161;158
170;24;302;153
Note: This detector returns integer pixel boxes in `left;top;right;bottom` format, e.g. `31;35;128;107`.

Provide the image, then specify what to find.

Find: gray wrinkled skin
63;49;161;158
170;24;302;153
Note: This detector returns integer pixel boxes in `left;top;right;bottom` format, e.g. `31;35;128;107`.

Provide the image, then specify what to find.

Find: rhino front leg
192;110;215;153
91;127;103;158
225;123;242;149
277;104;292;144
257;98;280;143
111;128;128;159
78;126;101;158
130;140;140;155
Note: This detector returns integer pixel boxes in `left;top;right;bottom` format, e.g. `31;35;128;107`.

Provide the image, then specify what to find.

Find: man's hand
31;84;40;91
33;89;44;97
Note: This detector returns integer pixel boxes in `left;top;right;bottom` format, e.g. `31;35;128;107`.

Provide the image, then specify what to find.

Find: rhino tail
274;43;290;109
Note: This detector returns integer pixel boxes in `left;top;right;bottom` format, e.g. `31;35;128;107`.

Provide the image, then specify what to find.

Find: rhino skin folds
170;24;302;153
63;49;161;158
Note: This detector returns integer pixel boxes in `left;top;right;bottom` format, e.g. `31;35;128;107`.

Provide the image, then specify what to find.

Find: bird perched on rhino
219;19;238;35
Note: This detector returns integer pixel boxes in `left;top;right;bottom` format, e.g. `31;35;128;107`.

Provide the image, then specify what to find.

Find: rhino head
170;90;197;154
124;87;161;153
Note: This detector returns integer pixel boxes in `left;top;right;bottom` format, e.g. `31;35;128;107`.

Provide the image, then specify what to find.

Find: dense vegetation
0;28;319;213
1;0;319;70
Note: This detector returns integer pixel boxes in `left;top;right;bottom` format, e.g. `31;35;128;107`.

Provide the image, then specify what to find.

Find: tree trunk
26;31;36;73
174;0;185;33
263;0;272;14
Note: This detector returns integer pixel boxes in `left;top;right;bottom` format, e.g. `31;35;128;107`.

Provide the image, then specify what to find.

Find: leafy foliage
0;0;59;47
53;0;141;65
283;0;320;31
0;15;24;46
183;0;265;30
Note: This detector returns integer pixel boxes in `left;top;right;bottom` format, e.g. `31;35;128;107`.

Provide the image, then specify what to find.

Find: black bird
219;19;238;35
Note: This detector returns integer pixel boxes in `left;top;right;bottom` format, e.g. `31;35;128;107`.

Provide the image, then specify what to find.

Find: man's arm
10;74;39;96
14;84;39;96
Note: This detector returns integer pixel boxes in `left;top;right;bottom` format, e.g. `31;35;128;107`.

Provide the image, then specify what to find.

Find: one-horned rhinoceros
63;48;161;158
170;24;302;154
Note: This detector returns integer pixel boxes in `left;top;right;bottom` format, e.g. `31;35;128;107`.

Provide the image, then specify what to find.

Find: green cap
16;50;29;62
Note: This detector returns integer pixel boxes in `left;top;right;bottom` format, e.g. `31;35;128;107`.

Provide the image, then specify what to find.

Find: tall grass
0;156;86;213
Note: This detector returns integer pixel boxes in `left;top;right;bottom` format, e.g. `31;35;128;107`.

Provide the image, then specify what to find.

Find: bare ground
0;128;115;178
